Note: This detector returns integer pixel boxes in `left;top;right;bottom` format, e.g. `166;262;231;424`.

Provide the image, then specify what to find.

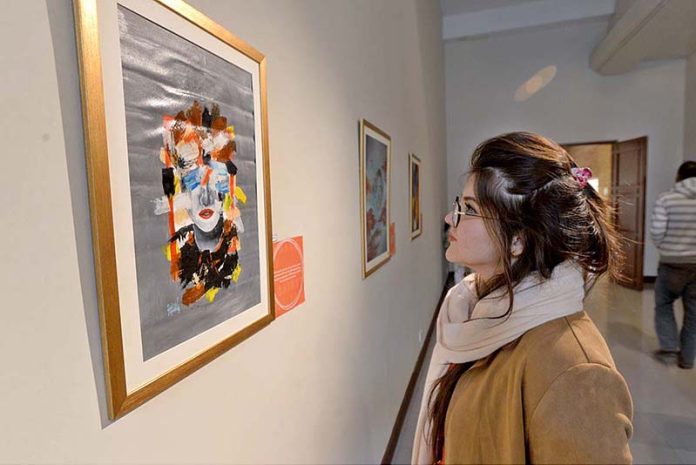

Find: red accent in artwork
201;167;213;186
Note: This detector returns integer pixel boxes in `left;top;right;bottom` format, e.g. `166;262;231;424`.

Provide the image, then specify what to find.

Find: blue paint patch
215;179;230;195
210;161;228;176
211;161;230;194
182;169;201;191
166;303;181;317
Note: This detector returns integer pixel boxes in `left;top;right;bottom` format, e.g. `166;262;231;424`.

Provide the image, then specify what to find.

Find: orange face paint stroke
201;167;213;186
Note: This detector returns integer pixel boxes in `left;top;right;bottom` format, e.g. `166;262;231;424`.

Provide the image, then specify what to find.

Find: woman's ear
511;234;525;257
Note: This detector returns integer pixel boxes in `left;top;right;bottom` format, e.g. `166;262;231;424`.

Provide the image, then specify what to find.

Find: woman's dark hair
428;132;624;463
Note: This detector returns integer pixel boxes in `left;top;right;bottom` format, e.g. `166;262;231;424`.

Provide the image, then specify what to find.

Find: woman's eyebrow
461;196;478;204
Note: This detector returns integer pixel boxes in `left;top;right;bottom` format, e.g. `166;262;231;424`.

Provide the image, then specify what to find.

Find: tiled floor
391;278;696;464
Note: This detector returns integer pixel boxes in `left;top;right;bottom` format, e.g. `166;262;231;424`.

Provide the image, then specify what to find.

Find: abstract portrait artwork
410;153;422;239
366;137;388;259
360;119;391;278
157;102;245;308
75;0;274;419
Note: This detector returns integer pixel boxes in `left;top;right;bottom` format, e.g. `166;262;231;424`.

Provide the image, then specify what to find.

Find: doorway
563;137;648;290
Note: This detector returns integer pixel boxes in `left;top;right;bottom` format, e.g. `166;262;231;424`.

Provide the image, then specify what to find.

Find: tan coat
443;311;633;464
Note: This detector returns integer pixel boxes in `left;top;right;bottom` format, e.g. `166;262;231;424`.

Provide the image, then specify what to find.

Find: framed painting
359;119;391;278
409;153;422;239
74;0;274;419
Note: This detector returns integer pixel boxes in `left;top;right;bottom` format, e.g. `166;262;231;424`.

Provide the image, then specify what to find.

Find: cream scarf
411;260;586;465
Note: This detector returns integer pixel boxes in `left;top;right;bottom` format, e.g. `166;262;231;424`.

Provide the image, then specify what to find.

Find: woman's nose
200;184;214;207
444;212;453;227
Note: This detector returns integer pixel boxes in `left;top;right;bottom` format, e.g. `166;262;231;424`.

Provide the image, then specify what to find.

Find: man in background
651;161;696;369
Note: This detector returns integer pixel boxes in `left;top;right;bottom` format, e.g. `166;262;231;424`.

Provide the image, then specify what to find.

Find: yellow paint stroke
162;244;171;261
205;287;219;303
235;186;247;204
174;208;189;229
174;175;182;194
223;193;233;217
232;264;242;282
226;125;235;138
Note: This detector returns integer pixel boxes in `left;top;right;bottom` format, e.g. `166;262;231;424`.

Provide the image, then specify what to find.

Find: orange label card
390;223;396;257
273;236;305;317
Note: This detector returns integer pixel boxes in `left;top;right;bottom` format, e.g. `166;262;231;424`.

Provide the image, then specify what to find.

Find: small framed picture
359;119;392;278
410;153;422;239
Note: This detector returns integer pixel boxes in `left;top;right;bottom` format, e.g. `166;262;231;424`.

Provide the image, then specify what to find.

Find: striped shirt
650;177;696;263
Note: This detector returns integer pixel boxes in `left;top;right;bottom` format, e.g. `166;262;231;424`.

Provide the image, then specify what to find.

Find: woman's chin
448;255;475;270
445;249;464;266
192;213;222;233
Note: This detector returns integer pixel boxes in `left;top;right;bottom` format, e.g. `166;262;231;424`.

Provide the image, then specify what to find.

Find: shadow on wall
45;0;110;428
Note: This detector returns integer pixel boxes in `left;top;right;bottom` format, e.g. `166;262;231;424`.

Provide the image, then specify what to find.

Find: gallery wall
0;0;446;463
444;19;686;277
684;51;696;162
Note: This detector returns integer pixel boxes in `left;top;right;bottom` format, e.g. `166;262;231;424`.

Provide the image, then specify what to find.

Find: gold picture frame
359;119;392;278
74;0;274;419
409;153;422;240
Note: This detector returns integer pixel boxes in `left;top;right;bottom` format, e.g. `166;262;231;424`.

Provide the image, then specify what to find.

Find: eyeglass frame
449;196;492;227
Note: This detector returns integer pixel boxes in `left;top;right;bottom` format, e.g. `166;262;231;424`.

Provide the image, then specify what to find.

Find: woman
412;132;633;464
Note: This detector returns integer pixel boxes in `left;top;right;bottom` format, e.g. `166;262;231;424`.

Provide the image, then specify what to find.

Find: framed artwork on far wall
74;0;275;419
359;119;392;278
410;153;422;240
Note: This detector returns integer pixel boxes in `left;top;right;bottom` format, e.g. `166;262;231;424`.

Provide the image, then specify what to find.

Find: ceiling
440;0;536;17
591;0;696;75
440;0;696;76
441;0;616;42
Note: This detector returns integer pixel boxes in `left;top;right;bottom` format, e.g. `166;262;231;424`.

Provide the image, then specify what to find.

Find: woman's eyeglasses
450;196;488;227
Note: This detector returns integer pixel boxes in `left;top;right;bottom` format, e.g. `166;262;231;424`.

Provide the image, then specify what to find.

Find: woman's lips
199;208;214;219
448;233;457;242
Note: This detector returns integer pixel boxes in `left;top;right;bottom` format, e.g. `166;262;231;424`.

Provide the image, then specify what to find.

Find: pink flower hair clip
570;167;593;189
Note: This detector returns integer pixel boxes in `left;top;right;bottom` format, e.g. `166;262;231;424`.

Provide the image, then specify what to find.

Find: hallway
5;1;696;463
393;278;696;464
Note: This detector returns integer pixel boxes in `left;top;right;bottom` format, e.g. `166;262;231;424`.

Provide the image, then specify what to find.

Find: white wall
684;51;696;162
0;1;446;463
445;19;686;277
609;0;635;29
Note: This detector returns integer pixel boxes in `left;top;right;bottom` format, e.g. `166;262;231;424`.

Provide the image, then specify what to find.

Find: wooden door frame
612;136;648;290
562;138;648;289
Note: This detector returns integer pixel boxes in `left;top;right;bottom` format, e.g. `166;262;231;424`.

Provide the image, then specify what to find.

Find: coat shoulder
517;312;617;410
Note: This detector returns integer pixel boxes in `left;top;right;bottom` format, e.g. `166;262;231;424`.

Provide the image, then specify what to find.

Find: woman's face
445;175;501;280
187;166;223;233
